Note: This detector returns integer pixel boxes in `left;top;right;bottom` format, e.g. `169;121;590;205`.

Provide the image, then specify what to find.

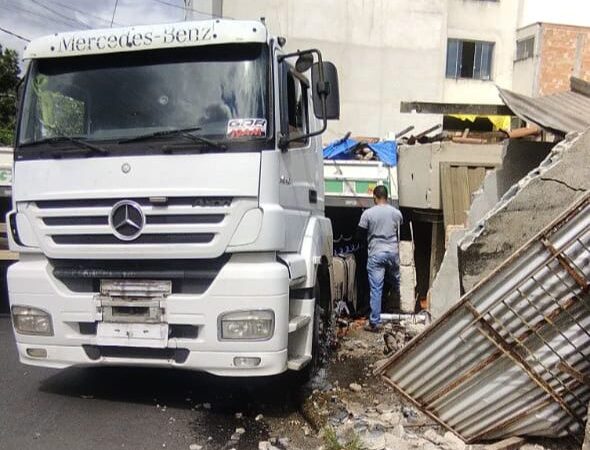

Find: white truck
7;19;340;377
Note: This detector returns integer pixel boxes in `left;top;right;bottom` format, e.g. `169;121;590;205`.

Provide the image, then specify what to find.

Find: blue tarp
323;138;397;166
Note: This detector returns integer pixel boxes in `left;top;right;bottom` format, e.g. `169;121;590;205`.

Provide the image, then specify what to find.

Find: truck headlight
11;306;53;336
219;310;274;340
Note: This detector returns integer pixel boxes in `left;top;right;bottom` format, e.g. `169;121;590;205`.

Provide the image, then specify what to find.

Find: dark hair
373;185;388;200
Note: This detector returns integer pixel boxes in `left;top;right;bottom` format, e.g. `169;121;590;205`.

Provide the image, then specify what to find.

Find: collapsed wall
429;138;553;318
459;129;590;293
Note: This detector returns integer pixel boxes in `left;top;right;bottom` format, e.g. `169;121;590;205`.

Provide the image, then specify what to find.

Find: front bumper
8;253;290;377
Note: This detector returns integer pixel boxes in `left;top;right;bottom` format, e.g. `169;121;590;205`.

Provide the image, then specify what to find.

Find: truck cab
8;19;339;377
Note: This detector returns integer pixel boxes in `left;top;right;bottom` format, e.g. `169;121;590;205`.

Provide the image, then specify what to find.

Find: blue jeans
367;252;400;325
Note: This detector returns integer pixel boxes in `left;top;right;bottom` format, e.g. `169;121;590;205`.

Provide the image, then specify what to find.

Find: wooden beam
400;101;513;116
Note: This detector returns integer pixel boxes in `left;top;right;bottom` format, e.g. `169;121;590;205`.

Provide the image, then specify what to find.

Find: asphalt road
0;317;305;450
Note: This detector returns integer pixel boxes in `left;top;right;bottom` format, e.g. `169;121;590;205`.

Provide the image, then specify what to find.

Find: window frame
279;63;310;149
446;38;495;81
515;36;535;62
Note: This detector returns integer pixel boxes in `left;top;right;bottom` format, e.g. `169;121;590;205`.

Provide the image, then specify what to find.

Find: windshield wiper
119;127;227;151
21;136;109;155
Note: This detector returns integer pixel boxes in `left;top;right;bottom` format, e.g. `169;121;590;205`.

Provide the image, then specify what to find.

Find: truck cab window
26;75;86;138
285;69;309;148
17;43;269;155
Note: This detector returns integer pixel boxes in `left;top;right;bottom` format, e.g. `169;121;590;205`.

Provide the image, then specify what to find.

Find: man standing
357;185;403;332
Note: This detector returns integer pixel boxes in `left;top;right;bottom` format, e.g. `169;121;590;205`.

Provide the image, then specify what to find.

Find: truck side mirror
311;62;340;120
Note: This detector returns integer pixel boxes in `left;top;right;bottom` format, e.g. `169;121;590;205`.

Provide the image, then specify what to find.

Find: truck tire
301;266;334;383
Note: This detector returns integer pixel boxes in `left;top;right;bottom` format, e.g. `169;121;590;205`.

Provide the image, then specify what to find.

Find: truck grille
18;196;258;259
30;197;231;246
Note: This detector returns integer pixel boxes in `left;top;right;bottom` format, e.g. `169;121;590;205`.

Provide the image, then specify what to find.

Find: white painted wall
223;0;446;142
512;23;541;96
223;0;524;138
518;0;590;28
444;0;520;104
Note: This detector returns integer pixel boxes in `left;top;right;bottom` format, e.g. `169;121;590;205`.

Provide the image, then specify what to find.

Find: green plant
322;426;365;450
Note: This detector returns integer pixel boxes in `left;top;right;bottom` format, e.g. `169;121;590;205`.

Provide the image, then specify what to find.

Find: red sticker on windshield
227;118;267;138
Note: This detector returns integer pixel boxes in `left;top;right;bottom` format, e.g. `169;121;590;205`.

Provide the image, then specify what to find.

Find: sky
519;0;590;28
0;0;217;65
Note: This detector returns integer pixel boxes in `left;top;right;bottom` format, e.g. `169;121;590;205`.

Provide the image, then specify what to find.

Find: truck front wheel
302;267;334;382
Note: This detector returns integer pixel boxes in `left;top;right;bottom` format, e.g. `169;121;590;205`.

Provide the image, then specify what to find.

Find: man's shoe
364;323;382;333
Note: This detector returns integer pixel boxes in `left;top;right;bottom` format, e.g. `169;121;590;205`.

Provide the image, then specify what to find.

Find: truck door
278;64;321;252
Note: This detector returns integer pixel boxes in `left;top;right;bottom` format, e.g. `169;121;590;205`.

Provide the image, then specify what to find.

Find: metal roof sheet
379;193;590;443
498;81;590;135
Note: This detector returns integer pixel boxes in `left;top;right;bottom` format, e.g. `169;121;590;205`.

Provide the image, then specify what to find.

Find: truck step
288;315;311;333
287;355;312;370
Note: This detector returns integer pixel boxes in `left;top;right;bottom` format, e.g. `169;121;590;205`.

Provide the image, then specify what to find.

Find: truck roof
23;19;268;60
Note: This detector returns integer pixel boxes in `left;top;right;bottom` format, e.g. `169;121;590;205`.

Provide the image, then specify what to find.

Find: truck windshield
18;43;269;155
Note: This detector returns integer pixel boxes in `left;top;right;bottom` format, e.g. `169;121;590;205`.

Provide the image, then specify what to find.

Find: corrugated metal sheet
498;85;590;135
379;193;590;443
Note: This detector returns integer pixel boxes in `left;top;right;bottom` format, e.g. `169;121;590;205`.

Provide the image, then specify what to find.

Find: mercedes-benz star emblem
109;200;145;241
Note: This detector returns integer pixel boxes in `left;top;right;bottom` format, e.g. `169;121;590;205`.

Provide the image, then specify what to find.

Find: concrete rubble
300;319;578;450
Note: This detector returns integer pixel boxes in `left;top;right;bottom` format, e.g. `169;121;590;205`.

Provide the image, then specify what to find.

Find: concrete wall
466;139;554;227
429;139;553;318
222;0;446;142
397;142;503;210
459;130;590;293
429;227;465;320
512;23;541;96
443;0;520;104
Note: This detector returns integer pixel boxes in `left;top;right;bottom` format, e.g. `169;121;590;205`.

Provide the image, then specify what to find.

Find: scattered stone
235;427;245;435
443;431;465;450
349;383;362;392
258;442;271;450
485;437;526;450
302;425;311;436
189;444;202;450
33;432;41;440
278;437;290;447
423;429;445;446
380;411;401;427
404;322;426;337
255;414;264;421
344;401;365;418
401;406;418;421
384;433;410;450
376;403;394;414
202;403;211;410
235;412;243;419
362;431;386;450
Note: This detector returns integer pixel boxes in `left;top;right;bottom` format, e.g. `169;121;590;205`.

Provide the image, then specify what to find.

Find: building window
446;39;494;80
515;37;534;61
